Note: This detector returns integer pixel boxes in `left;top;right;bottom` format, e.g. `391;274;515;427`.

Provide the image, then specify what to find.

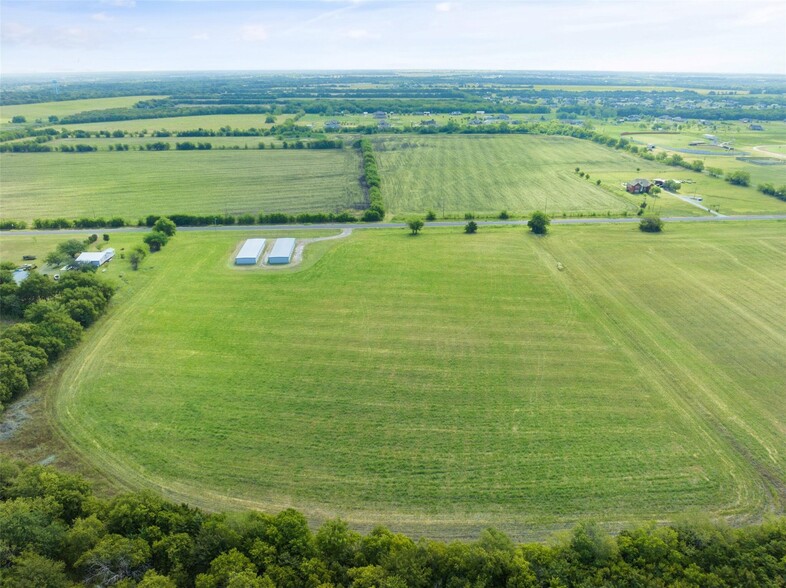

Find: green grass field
0;96;164;126
0;149;365;221
32;222;785;539
51;113;293;134
372;134;715;217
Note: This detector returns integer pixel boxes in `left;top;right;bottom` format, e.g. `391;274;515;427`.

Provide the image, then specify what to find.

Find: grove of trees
1;459;785;587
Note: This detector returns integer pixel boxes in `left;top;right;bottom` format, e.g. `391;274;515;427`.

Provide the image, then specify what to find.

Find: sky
1;0;785;75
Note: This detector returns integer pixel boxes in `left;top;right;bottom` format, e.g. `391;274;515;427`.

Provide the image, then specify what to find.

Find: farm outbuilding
75;248;115;267
268;238;296;265
235;238;266;265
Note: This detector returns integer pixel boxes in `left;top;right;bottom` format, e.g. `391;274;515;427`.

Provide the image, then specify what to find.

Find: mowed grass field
0;149;365;221
373;134;700;217
0;96;164;125
43;222;786;539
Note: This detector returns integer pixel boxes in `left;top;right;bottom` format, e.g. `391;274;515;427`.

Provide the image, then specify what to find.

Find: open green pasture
0;149;364;221
44;222;786;539
54;113;292;134
48;136;295;150
0;96;163;126
372;134;701;217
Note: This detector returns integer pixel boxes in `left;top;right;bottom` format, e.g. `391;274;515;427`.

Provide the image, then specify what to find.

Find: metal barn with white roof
235;238;266;265
268;238;296;265
75;248;115;267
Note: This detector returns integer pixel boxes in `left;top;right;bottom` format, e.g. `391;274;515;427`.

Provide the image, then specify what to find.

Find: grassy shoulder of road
5;222;780;540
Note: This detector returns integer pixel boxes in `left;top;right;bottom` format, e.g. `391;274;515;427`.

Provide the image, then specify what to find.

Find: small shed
75;248;115;267
235;238;266;265
268;238;296;265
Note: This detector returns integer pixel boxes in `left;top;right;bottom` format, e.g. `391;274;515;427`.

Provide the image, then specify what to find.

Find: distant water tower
52;80;59;97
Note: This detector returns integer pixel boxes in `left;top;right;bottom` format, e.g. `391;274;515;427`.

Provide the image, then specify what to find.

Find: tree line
0;458;784;587
358;139;385;221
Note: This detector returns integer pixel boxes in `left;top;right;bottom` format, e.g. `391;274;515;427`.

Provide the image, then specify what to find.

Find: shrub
726;171;750;187
498;210;509;220
362;209;382;222
639;216;664;233
425;210;437;221
464;221;478;234
527;211;550;235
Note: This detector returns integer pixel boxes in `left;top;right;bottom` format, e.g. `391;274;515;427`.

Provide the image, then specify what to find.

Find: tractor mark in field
548;239;783;513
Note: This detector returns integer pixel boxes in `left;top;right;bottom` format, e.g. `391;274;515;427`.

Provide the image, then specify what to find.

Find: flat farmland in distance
54;113;292;133
374;134;648;216
0;149;365;220
0;96;164;125
48;222;786;539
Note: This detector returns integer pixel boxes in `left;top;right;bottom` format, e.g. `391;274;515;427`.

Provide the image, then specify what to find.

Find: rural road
671;194;724;216
1;214;785;238
752;145;786;160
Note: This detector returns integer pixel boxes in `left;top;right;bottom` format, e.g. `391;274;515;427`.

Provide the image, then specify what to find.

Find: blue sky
1;0;785;74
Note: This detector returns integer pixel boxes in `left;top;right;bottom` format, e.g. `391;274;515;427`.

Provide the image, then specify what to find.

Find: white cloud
1;21;34;45
91;12;113;22
435;2;452;12
345;28;379;40
241;24;268;42
1;21;100;49
100;0;136;7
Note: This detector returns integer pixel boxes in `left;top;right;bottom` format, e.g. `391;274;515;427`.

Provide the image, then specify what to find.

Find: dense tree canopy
0;459;784;587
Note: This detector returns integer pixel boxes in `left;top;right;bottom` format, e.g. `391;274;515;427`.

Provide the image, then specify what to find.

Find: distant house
372;111;387;119
450;111;462;115
626;179;652;194
420;119;437;127
324;120;341;131
749;124;764;131
475;110;485;115
378;121;392;130
652;178;666;187
469;118;483;126
75;248;115;267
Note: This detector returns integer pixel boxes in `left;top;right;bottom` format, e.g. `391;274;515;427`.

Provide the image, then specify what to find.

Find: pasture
41;222;786;539
0;149;365;221
52;113;292;134
372;134;704;217
0;96;163;125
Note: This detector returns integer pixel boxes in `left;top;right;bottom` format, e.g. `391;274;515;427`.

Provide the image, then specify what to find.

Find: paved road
1;214;784;238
